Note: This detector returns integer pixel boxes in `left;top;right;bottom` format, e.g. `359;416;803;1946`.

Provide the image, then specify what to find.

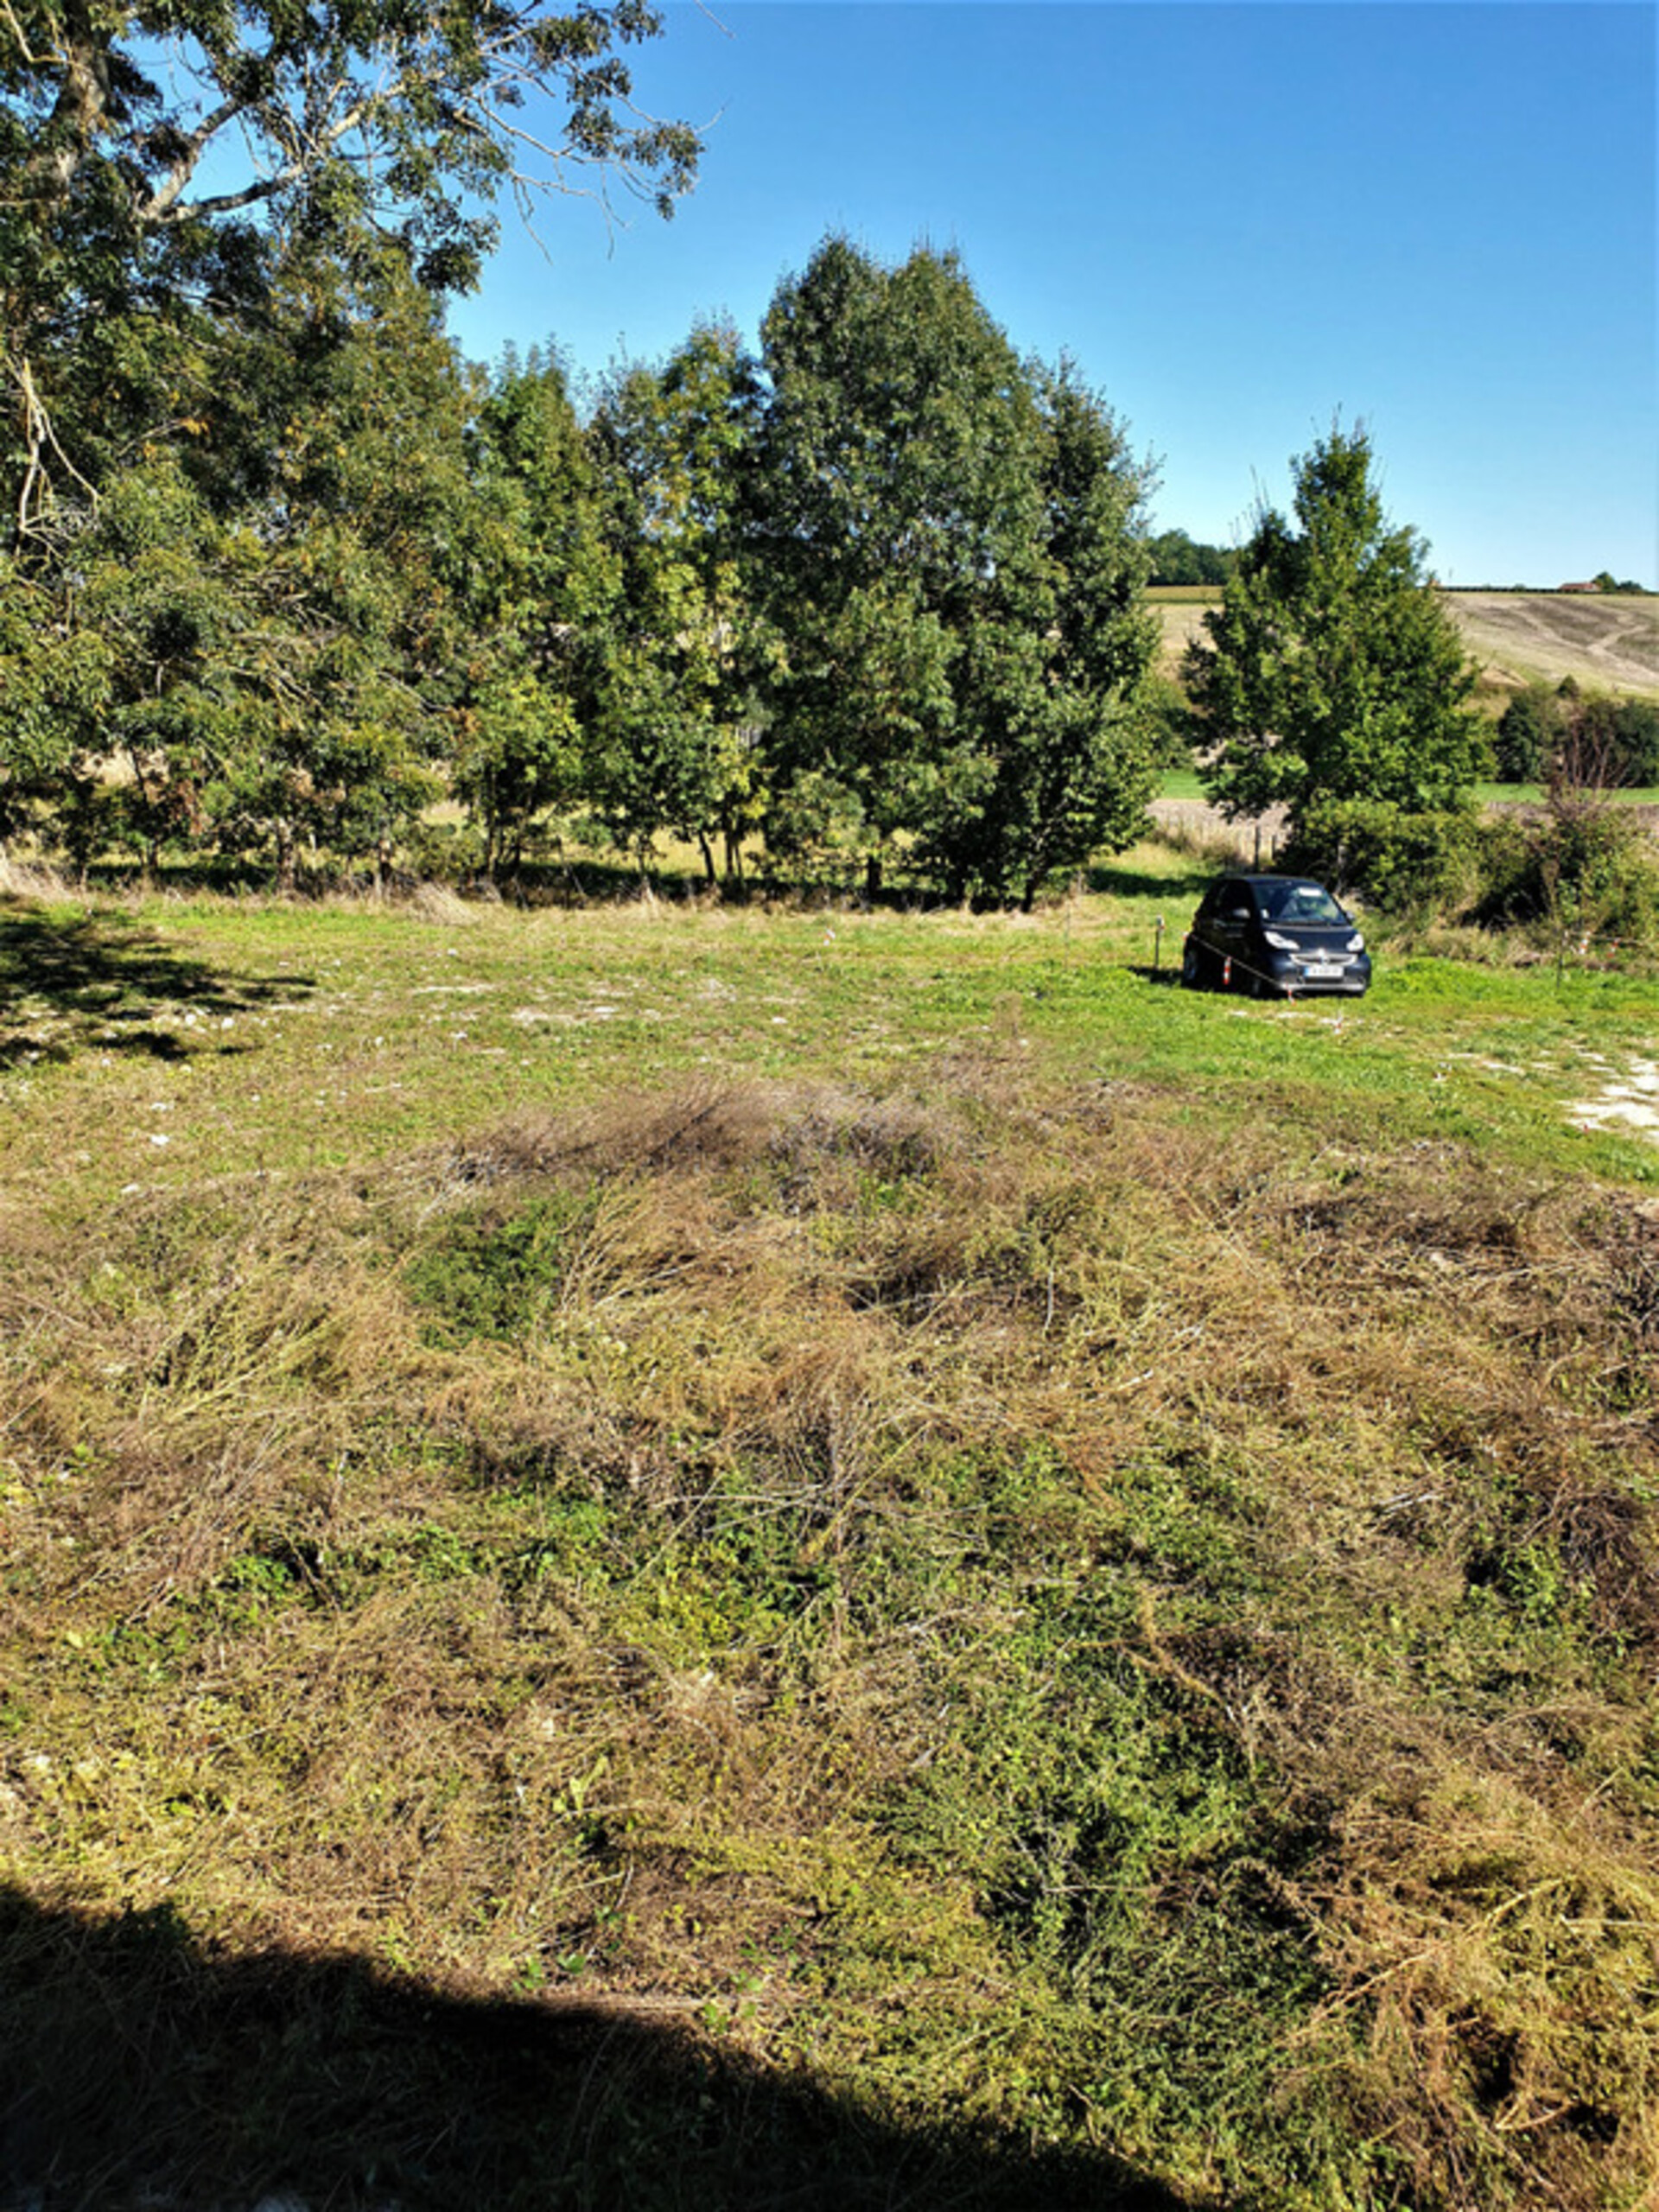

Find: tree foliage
448;346;613;874
2;0;699;541
749;238;1158;903
1185;425;1486;830
2;245;483;877
0;0;700;882
1146;528;1235;587
3;149;1164;904
584;323;771;879
1497;679;1659;790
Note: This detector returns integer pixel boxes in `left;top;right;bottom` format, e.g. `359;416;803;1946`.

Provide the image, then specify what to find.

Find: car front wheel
1181;940;1208;990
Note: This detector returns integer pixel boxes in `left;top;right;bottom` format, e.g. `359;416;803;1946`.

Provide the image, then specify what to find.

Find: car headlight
1262;930;1297;950
1346;933;1364;952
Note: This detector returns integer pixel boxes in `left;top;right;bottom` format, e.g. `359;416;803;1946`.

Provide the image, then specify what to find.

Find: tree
1495;683;1559;783
1185;425;1486;831
1609;698;1659;787
1;3;699;877
916;359;1160;907
747;239;1015;893
748;238;1157;902
0;246;490;880
1496;680;1659;792
449;347;613;876
584;322;772;880
2;0;699;543
1573;692;1659;791
1147;529;1236;587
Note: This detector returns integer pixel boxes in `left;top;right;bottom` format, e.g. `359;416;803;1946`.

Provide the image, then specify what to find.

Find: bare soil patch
1568;1052;1659;1143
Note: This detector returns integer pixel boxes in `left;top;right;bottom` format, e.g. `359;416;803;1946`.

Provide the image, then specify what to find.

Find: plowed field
1154;588;1659;698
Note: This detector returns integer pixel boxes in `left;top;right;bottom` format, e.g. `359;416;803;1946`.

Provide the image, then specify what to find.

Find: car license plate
1303;962;1343;980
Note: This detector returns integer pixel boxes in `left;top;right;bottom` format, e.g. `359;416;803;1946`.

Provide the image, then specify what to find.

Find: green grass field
1161;772;1659;810
3;852;1657;2209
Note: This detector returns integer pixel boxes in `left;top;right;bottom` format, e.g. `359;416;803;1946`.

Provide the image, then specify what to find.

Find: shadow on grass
0;1889;1186;2212
0;908;312;1068
1083;860;1201;903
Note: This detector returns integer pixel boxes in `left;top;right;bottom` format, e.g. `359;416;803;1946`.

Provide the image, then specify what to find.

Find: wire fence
1148;800;1286;868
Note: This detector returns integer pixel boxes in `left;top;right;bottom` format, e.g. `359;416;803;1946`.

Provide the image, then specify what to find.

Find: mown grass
1475;784;1659;810
3;851;1658;2210
1160;772;1659;811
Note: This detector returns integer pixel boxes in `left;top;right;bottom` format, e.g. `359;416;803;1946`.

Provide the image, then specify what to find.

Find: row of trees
1;3;1167;906
1;235;1164;902
1146;530;1236;587
10;2;1618;911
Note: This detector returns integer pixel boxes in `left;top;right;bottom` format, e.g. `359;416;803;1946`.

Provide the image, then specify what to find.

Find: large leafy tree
923;360;1160;907
448;347;615;876
747;239;1007;893
1185;424;1485;829
2;0;698;541
749;238;1156;902
585;321;771;880
194;251;483;876
6;254;477;879
2;1;696;873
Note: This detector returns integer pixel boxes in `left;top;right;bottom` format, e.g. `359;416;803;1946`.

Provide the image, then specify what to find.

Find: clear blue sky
442;3;1658;588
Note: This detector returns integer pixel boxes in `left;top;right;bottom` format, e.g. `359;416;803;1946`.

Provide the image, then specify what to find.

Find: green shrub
1281;799;1484;920
1283;795;1659;949
401;817;488;880
1493;686;1554;782
1493;681;1659;791
1475;804;1659;948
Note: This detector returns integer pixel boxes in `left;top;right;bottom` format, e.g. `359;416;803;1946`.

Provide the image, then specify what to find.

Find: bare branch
10;353;99;541
138;91;259;222
0;0;57;68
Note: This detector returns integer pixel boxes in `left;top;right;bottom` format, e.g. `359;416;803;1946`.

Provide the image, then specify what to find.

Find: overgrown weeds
4;1050;1658;2209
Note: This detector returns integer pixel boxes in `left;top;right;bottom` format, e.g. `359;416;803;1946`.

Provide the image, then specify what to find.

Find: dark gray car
1181;874;1371;998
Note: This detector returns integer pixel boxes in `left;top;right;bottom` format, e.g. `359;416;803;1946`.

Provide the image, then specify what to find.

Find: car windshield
1255;880;1344;925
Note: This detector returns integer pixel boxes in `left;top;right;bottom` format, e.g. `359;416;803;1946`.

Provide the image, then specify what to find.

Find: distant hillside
1444;590;1659;700
1150;587;1659;702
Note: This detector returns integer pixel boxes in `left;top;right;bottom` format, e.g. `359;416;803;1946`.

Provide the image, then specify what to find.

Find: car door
1209;880;1255;976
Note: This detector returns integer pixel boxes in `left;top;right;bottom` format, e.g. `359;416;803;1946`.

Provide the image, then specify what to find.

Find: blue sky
442;3;1658;588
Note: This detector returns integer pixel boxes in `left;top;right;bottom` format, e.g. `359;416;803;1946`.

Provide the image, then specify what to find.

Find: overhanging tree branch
2;1;701;550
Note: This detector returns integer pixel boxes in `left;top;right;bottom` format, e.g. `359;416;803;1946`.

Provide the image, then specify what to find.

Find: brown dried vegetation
3;1069;1658;2208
